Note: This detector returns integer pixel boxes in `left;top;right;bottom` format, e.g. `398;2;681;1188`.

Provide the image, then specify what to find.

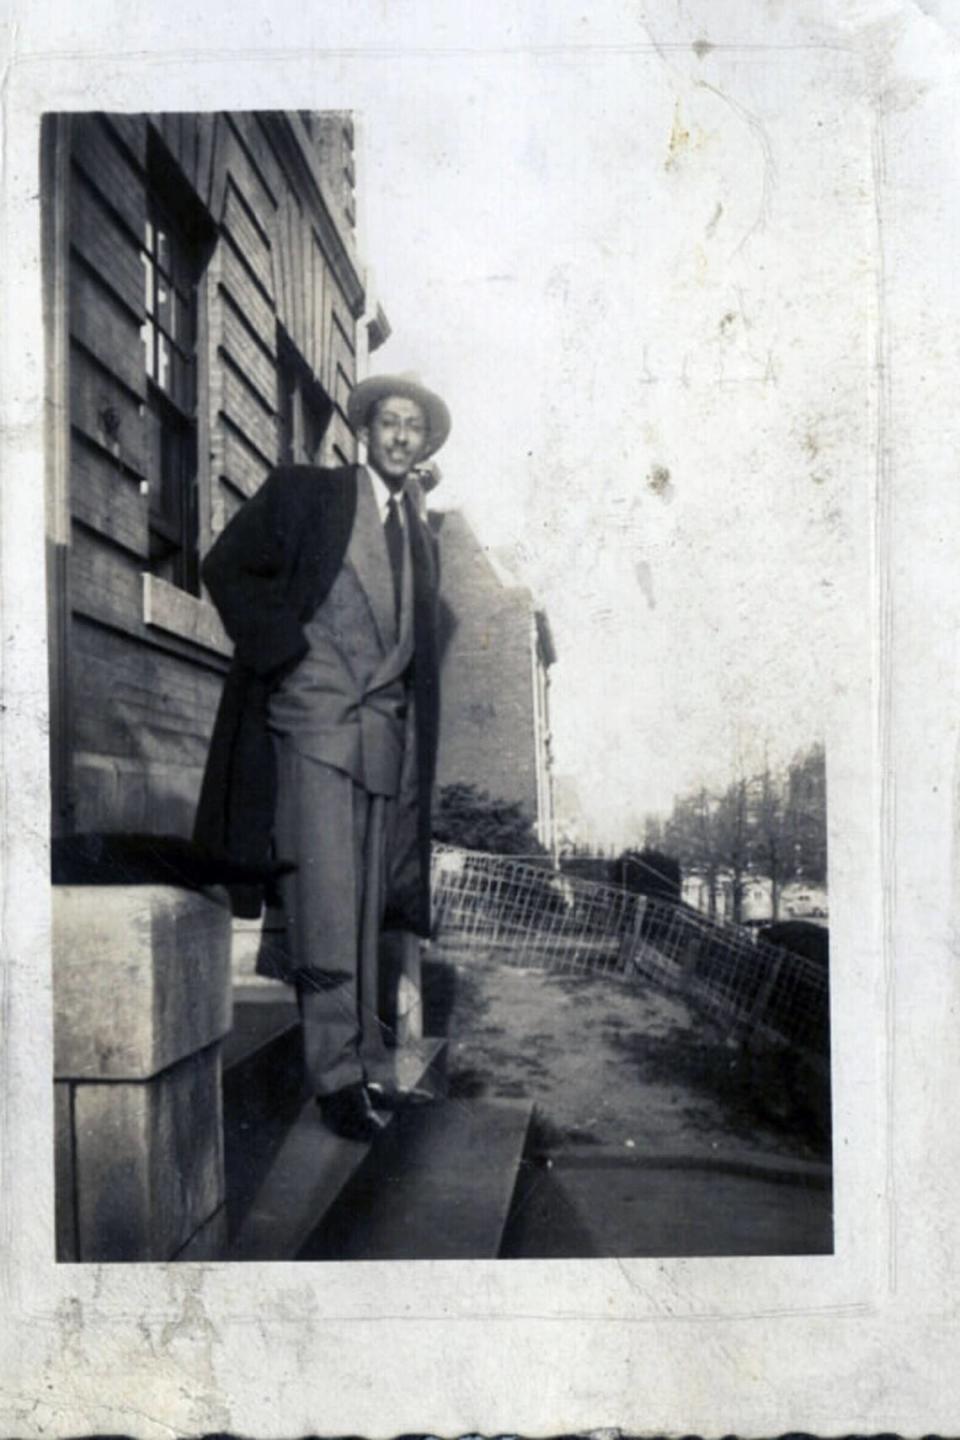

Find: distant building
42;111;385;838
431;510;557;852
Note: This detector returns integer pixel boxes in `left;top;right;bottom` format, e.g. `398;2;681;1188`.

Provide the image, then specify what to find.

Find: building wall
46;111;367;836
432;510;552;834
531;613;557;852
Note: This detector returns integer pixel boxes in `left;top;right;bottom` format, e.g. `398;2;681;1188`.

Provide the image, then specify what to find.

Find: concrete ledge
54;883;233;1261
64;1044;225;1262
54;885;233;1080
142;572;232;658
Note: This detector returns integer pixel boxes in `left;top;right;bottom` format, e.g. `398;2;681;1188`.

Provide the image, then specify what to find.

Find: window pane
175;290;194;351
145;405;164;520
141;251;154;315
144;218;154;252
171;241;194;295
156;279;175;339
141;319;155;380
160;425;183;526
303;402;322;463
171;352;196;413
144;187;202;595
156;333;172;394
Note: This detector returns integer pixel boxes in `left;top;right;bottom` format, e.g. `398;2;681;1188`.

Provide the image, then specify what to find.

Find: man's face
362;395;430;488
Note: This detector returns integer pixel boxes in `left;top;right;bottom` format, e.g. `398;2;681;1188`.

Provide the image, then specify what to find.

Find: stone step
222;986;305;1127
298;1098;533;1261
227;1037;448;1261
231;917;284;986
498;1149;834;1258
223;985;301;1075
221;985;308;1246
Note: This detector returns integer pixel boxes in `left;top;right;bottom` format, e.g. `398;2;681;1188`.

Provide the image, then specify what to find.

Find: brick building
431;509;558;852
41;111;385;839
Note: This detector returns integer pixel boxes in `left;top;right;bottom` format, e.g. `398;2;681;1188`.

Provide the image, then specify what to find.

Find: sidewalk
428;952;832;1256
433;955;829;1161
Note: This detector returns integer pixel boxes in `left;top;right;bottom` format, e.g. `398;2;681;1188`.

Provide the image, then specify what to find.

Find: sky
350;34;872;846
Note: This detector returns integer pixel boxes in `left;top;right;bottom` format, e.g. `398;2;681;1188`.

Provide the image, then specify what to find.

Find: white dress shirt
365;466;407;527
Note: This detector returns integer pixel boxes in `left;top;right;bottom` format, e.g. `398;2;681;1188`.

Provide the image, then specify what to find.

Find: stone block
72;1044;224;1262
54;1082;77;1263
53;885;232;1080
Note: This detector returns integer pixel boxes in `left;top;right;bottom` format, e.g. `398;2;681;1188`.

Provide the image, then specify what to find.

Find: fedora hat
347;373;451;460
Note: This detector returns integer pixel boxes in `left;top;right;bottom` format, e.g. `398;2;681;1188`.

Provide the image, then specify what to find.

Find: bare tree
715;776;750;924
750;764;787;920
659;742;827;924
783;742;827;883
664;786;721;918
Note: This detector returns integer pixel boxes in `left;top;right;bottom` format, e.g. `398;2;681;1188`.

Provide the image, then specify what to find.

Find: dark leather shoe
316;1083;388;1142
365;1080;435;1111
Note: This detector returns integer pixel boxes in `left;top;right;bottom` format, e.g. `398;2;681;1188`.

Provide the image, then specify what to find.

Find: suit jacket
193;464;440;930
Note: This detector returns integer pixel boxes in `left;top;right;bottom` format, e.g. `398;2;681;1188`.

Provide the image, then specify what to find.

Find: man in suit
194;374;450;1140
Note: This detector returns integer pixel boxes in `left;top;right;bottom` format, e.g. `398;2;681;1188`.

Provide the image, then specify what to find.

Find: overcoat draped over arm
193;464;440;930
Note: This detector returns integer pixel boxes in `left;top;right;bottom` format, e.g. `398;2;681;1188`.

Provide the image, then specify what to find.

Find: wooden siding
218;422;272;502
71;615;221;762
227;114;282;216
329;278;356;352
71;114;145;244
220;362;277;467
102;113;147;168
332;359;353;418
217;484;248;534
329;307;356;389
219;293;276;412
272;191;310;366
70;522;146;640
217;241;276;349
57;109;366;837
69;259;145;400
69;342;145;477
222;181;273;297
70;616;221;833
324;411;357;468
70;172;143;319
150;113;219;204
70;438;148;559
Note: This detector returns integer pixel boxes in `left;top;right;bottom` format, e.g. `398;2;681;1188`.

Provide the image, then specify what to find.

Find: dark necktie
384;494;404;625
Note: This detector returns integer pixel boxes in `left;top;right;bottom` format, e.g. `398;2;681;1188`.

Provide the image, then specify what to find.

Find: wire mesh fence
430;844;829;1058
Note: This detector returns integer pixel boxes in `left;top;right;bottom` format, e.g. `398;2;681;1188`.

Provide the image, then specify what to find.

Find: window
276;328;333;466
276;344;297;465
140;175;207;594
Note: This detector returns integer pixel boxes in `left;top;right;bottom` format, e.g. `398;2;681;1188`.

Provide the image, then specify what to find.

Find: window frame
275;326;334;467
139;138;213;598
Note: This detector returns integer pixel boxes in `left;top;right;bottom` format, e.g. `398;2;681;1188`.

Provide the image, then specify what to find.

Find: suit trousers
272;737;394;1096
